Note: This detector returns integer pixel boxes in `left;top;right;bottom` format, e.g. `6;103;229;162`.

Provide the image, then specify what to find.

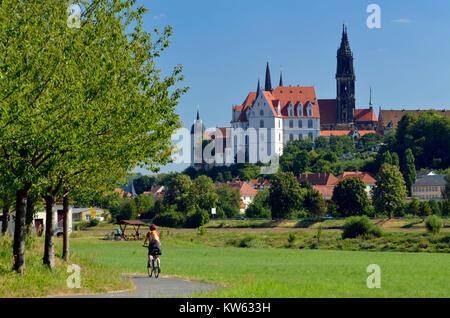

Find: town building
377;109;450;136
411;172;446;200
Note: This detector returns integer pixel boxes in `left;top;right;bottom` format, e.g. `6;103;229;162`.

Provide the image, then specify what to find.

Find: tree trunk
1;202;10;234
25;198;35;235
43;195;56;271
62;193;69;262
13;187;29;274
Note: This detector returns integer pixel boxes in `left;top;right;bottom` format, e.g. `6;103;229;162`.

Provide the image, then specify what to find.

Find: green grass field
71;235;450;298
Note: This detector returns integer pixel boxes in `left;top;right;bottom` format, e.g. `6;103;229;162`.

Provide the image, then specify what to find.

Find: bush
88;219;100;227
185;209;210;228
342;216;383;239
152;207;185;228
425;215;443;234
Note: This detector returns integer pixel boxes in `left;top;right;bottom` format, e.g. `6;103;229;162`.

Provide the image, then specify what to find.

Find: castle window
308;119;313;128
289;120;293;128
289;134;294;142
299;120;303;128
308;132;313;139
260;120;264;128
260;110;264;116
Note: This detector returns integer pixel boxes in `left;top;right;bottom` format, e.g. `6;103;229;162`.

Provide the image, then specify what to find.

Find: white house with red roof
230;62;321;162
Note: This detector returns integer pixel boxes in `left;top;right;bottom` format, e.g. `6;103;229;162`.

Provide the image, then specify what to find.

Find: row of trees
0;0;186;274
152;174;241;227
246;164;449;219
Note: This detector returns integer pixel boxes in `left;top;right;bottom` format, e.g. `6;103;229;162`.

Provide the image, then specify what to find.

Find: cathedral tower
336;25;356;124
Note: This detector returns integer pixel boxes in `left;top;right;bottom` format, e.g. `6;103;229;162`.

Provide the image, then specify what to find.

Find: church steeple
265;61;272;92
336;24;356;124
279;67;284;87
256;78;261;98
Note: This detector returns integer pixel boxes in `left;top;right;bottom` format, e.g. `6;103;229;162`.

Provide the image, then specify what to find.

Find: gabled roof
298;173;339;186
338;171;376;185
234;86;320;122
354;108;377;122
214;181;258;197
378;109;450;129
317;99;337;124
413;174;446;187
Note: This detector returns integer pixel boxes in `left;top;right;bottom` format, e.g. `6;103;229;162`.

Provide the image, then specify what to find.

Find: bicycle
143;244;161;278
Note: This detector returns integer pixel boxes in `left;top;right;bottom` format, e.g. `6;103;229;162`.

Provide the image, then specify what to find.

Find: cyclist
143;224;161;273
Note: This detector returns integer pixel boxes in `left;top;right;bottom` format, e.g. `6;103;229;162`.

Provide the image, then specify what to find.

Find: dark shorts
148;243;161;256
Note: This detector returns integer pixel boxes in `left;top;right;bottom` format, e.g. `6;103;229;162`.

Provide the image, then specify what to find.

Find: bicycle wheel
154;259;160;278
147;261;153;278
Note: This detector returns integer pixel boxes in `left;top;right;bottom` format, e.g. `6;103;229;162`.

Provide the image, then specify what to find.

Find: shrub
88;219;100;227
185;209;210;228
152;207;185;228
425;215;443;234
342;216;383;239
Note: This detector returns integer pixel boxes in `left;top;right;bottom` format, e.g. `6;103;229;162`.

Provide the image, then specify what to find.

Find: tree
331;177;371;217
372;163;407;217
216;185;241;218
443;173;450;200
303;189;327;218
268;172;305;219
163;175;197;214
401;148;416;196
245;189;271;218
0;0;187;273
193;175;219;211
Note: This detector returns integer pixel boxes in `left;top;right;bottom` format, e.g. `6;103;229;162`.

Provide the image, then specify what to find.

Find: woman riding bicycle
143;224;161;273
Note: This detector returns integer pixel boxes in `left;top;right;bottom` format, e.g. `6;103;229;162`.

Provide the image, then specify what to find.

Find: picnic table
114;220;146;241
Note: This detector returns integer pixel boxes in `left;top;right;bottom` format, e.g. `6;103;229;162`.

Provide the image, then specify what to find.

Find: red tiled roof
317;99;337;124
338;172;376;185
378;109;450;130
312;185;334;199
320;130;351;136
215;181;258;197
354;108;377;122
235;86;320;122
320;129;376;137
298;173;339;186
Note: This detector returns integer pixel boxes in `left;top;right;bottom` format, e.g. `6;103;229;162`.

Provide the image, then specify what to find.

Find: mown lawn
71;235;450;298
0;236;133;298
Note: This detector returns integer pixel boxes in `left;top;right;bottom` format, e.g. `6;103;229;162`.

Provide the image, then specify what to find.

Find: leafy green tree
216;185;241;218
193;175;219;211
407;199;421;216
163;174;197;214
443;174;450;200
331;177;371;217
372;163;407;217
303;189;327;218
418;200;432;217
245;189;271;218
401;149;416;196
0;0;186;273
268;172;305;219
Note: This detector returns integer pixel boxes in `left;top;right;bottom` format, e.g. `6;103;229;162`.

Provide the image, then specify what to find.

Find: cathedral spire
279;66;283;87
256;78;261;98
265;61;272;92
196;104;200;120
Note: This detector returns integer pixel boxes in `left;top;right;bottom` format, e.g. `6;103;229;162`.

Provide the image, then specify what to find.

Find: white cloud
392;18;411;24
153;13;166;20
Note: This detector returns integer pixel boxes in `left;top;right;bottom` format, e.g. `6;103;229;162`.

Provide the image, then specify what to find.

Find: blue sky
136;0;450;174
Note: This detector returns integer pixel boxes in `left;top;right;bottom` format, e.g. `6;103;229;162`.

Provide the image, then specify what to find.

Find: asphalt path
56;275;219;298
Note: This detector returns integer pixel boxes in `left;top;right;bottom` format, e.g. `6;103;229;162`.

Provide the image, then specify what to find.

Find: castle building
190;25;380;167
230;62;321;162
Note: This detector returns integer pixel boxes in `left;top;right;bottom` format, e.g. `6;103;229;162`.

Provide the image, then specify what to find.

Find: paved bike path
59;275;219;298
